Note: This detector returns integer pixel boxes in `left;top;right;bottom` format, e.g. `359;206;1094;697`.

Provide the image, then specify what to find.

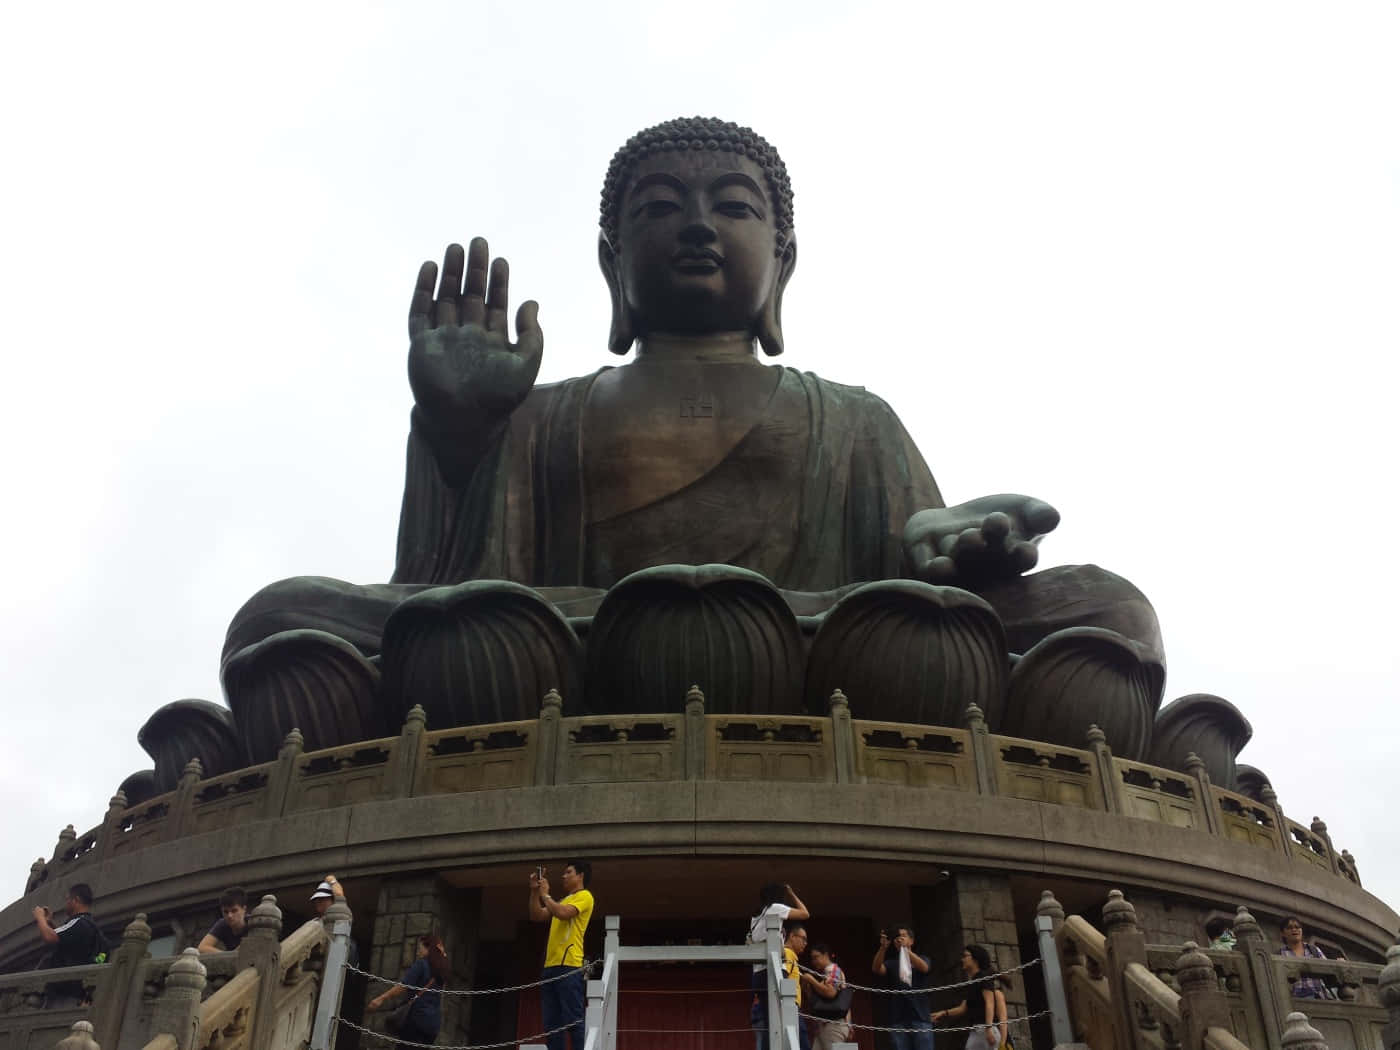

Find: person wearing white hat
311;874;344;918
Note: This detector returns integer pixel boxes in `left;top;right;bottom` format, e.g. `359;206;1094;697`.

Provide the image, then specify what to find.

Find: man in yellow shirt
529;861;594;1050
783;925;812;1050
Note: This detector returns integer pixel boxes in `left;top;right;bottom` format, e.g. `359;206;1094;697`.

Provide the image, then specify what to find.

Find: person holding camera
528;861;595;1050
873;925;933;1050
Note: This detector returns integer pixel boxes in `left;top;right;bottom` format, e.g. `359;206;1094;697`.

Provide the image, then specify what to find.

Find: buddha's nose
678;205;717;245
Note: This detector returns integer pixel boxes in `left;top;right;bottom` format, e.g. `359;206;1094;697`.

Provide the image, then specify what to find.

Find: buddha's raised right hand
407;238;543;450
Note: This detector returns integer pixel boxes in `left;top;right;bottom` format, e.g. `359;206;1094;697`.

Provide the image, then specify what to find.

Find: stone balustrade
0;897;329;1050
22;690;1367;903
1050;891;1400;1050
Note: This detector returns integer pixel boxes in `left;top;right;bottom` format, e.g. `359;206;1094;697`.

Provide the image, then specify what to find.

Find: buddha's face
615;150;782;336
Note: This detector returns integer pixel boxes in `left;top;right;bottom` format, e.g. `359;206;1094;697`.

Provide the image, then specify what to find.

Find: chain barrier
336;1016;577;1049
799;1008;1055;1034
344;960;595;996
796;956;1041;995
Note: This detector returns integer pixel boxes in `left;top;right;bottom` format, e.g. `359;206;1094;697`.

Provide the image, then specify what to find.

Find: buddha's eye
715;200;759;219
637;199;681;219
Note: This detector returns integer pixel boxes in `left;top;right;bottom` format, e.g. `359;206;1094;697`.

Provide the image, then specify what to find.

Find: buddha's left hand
903;494;1060;586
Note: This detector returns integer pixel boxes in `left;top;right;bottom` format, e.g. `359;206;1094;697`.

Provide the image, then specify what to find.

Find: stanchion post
766;911;785;1050
603;916;621;1050
1035;890;1075;1046
309;898;354;1050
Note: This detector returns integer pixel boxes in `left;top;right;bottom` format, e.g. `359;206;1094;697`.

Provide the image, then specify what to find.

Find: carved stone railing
23;690;1369;899
1048;890;1400;1050
0;896;329;1050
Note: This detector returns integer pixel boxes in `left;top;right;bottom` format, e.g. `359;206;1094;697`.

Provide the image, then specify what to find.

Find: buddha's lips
672;249;723;270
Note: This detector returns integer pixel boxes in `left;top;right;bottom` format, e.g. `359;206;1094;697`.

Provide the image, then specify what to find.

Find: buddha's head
598;117;797;356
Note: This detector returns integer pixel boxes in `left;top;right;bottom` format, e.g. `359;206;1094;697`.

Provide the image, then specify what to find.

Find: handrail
1057;915;1108;966
1204;1026;1255;1050
199;966;259;1036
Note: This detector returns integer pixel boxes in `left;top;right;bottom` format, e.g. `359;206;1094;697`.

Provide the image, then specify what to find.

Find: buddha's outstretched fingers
462;237;490;326
408;260;437;338
515;301;543;375
436;242;465;327
485;257;510;333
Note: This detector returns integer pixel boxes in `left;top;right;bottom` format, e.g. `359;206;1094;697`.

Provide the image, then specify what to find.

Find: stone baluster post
95;791;130;863
262;728;305;818
1183;753;1223;835
309;898;354;1050
1035;891;1075;1046
1102;890;1149;1050
152;948;206;1050
395;704;428;797
51;824;77;863
237;894;285;1050
1086;725;1125;813
684;686;707;780
1281;1011;1330;1049
1260;785;1293;859
1308;817;1342;875
1378;944;1400;1050
1230;905;1287;1049
27;856;47;895
537;689;563;786
92;912;152;1049
1176;941;1232;1050
167;759;204;841
828;689;856;784
965;704;998;796
54;1020;101;1050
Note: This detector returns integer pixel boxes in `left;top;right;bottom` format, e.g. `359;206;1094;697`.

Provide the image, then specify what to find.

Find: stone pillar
1281;1011;1330;1049
263;728;304;818
168;759;204;841
1260;785;1293;859
828;690;856;784
54;1020;101;1050
92;912;152;1049
1231;904;1287;1049
1035;891;1075;1047
684;686;706;780
1086;725;1125;813
536;689;562;786
1379;944;1400;1050
151;948;207;1050
95;791;130;862
1184;753;1223;836
237;894;285;1050
1101;890;1148;1050
27;856;47;895
368;875;482;1045
386;705;427;797
965;704;998;796
1175;941;1232;1049
51;824;77;863
925;872;1026;1019
1308;817;1342;876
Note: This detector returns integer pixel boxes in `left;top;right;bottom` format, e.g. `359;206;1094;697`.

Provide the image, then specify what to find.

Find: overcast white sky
2;2;1396;926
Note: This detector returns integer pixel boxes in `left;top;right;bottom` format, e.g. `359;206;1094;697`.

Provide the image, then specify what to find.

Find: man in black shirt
33;883;104;1002
198;887;249;953
872;924;933;1050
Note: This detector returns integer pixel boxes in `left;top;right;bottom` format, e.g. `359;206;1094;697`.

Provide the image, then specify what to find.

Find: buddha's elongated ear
757;234;797;357
598;233;635;356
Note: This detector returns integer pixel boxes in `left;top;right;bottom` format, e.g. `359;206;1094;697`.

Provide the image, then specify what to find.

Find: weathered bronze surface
219;117;1168;756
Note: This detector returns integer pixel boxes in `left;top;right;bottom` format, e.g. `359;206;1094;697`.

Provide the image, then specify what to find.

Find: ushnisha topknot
599;117;795;255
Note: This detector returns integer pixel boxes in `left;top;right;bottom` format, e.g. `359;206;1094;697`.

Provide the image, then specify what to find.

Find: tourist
310;874;343;918
197;887;248;953
33;882;107;1002
932;944;999;1049
801;941;851;1050
782;924;813;1050
528;861;595;1050
748;883;810;1050
367;933;449;1046
872;925;933;1050
1279;917;1333;999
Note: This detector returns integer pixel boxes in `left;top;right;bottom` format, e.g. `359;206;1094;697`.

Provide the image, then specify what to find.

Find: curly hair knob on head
599;116;795;255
